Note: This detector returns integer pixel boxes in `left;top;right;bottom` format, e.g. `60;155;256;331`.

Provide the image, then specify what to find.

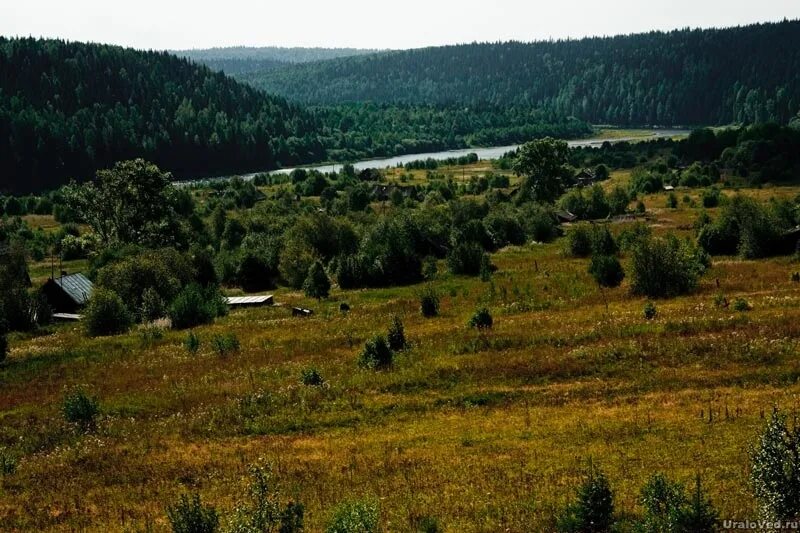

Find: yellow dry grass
1;187;800;532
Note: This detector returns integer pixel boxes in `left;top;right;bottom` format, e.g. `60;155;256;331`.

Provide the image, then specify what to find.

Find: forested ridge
244;20;800;126
0;37;325;193
175;46;380;75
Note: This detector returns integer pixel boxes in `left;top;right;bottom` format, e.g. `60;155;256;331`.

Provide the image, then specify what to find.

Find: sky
1;0;798;51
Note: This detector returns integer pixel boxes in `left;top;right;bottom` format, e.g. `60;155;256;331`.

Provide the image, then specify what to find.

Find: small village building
574;168;598;187
225;295;274;307
554;210;578;223
42;272;93;314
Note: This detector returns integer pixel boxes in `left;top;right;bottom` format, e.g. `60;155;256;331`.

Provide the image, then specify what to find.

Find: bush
557;466;615;533
184;331;201;355
565;224;594;257
326;500;380;533
521;203;560;242
84;289;133;337
666;192;678;209
638;474;717;532
415;516;441;533
387;316;408;351
675;477;719;532
210;333;239;357
567;224;617;258
422;256;438;280
588;255;625;289
358;335;394;370
303;260;331;299
484;211;526;248
447;242;488;276
166;493;219;533
698;195;784;258
301;367;324;386
479;254;493;282
733;298;751;312
338;215;423;287
420;287;440;318
140;287;167;322
0;333;6;364
750;411;800;520
228;462;304;533
638;473;686;531
169;284;227;330
468;308;493;330
701;187;722;208
139;323;165;347
95;249;194;322
62;387;100;431
630;235;705;298
0;447;17;476
643;302;658;320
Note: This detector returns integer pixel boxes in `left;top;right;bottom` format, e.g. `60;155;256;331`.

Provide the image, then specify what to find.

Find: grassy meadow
2;174;800;532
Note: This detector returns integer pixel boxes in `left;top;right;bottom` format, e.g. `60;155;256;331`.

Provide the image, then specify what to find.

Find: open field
2;179;800;531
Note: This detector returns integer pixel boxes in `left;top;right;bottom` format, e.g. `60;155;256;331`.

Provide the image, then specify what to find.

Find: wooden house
41;273;93;314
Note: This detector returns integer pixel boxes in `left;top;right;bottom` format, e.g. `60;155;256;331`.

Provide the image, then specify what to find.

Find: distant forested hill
0;38;325;193
175;46;381;75
243;20;800;126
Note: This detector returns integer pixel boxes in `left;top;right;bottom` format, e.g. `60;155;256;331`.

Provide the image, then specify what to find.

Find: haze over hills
238;20;800;126
174;46;382;75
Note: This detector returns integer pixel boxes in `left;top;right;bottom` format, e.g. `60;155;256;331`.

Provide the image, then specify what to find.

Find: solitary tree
557;465;615;532
64;159;180;246
589;254;625;311
512;137;570;204
751;411;800;520
303;261;331;299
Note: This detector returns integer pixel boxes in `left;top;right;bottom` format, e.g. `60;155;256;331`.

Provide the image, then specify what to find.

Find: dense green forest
0;38;589;194
0;37;324;193
243;20;800;126
314;104;591;162
176;46;380;75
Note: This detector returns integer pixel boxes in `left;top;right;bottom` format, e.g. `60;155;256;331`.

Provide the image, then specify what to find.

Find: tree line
0;37;324;194
0;38;591;194
245;20;800;126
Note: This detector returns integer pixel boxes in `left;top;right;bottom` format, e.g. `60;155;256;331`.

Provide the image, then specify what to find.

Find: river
179;129;689;184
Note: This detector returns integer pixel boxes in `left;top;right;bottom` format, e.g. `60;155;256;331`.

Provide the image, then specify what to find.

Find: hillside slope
174;46;382;75
244;20;800;126
0;38;325;193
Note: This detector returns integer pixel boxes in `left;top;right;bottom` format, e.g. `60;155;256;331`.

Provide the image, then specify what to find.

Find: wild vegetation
243;20;800;127
0;38;589;195
1;121;799;530
0;37;324;193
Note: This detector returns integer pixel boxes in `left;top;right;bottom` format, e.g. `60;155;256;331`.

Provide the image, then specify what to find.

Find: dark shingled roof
54;273;93;305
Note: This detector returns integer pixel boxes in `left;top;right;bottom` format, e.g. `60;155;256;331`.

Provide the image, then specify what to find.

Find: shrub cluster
557;466;718;533
419;287;440;318
62;387;100;432
630;234;706;298
566;224;617;258
326;499;380;533
358;335;394;370
169;284;227;330
698;195;794;258
468;308;493;330
84;288;133;337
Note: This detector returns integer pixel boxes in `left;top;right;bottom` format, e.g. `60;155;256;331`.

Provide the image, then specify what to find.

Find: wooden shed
41;273;93;314
225;295;274;308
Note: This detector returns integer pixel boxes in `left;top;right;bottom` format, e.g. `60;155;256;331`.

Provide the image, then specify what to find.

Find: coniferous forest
0;38;325;193
241;20;800;126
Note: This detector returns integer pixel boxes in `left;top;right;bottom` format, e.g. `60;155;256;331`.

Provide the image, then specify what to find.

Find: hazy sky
1;0;798;50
